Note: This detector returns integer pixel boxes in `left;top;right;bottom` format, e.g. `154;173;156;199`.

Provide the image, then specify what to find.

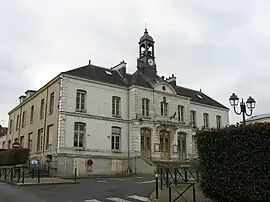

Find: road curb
0;179;80;187
149;189;161;202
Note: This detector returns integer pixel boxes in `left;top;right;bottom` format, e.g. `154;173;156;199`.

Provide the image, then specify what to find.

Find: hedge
196;123;270;201
0;148;29;166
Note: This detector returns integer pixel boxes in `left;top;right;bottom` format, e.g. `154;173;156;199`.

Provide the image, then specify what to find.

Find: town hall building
5;29;229;177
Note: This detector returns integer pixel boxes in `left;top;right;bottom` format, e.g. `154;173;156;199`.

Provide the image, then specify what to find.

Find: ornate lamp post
229;93;256;125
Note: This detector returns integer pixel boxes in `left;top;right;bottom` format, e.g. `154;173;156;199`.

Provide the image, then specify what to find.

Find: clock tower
137;29;157;76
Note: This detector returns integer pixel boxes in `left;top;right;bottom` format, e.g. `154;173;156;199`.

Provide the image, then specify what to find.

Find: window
112;96;121;117
8;140;11;149
20;136;24;148
30;105;34;123
46;125;53;150
160;97;168;116
203;113;209;128
216;115;221;129
49;92;54;114
16;115;20;130
74;122;85;148
28;133;33;151
178;105;184;122
22;111;26;127
37;129;44;151
2;141;5;149
76;90;86;112
111;126;121;151
9;119;12;134
190;110;196;127
142;98;150;117
40;99;45;119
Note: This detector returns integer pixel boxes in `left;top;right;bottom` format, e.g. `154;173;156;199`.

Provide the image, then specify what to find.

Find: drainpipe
42;87;49;158
127;89;131;175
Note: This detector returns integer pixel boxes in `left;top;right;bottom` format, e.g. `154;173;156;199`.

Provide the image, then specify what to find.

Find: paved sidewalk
150;183;212;202
0;177;79;186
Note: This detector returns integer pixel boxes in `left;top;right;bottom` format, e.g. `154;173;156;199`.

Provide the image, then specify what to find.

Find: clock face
148;58;154;66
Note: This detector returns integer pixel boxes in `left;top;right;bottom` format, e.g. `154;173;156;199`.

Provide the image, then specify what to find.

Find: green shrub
0;148;29;166
196;123;270;201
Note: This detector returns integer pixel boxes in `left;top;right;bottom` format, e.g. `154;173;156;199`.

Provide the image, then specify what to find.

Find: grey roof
139;29;154;42
63;64;229;110
246;113;270;121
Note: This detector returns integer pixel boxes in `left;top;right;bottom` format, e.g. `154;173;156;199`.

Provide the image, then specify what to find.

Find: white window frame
37;129;43;151
203;113;209;128
49;92;54;114
178;105;184;122
161;98;168;116
111;126;121;151
216;115;221;129
76;90;86;112
40;99;45;119
112;96;121;117
30;105;34;124
190;110;196;127
74;122;85;148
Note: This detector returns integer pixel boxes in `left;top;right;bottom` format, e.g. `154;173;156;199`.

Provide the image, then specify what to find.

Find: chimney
166;73;177;85
19;95;26;104
111;61;126;76
25;90;36;98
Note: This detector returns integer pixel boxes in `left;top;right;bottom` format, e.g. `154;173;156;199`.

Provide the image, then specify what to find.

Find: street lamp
229;93;256;125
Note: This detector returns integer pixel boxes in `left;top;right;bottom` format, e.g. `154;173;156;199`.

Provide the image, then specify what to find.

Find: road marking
107;197;131;202
85;200;102;202
136;176;144;178
127;195;150;201
97;180;107;183
137;180;156;184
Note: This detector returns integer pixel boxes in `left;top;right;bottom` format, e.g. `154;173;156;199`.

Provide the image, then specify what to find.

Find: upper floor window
74;122;85;148
203;113;209;128
28;132;33;151
40;99;45;119
112;96;121;117
9;119;12;134
49;92;54;114
190;110;196;127
216;115;221;129
20;136;24;148
22;111;26;127
142;98;150;117
46;125;53;150
160;97;168;116
76;90;86;112
111;126;121;151
178;105;184;122
30;105;34;124
16;115;20;131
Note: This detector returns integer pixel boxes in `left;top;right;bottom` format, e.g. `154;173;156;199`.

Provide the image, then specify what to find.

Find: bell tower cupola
137;28;157;76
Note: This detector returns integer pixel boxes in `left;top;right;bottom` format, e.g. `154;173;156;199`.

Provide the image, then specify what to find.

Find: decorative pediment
153;82;177;95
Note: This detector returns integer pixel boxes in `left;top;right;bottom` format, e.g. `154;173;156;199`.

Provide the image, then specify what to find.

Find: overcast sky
1;0;270;126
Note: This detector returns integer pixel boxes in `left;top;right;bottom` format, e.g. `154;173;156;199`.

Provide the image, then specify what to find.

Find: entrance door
140;128;151;158
178;132;186;160
160;130;170;159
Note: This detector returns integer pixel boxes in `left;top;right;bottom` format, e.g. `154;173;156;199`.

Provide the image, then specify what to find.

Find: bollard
166;169;169;187
169;184;172;202
160;169;163;190
155;173;158;199
31;168;34;179
74;168;77;182
37;168;40;183
193;183;196;202
22;168;25;184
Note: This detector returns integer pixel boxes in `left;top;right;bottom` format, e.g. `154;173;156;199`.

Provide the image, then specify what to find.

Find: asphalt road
0;175;156;202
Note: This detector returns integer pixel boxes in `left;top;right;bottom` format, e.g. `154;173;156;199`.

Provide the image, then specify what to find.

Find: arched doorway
160;130;171;159
140;128;151;158
178;132;186;160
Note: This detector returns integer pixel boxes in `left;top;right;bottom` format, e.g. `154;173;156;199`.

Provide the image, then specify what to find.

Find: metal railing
155;165;200;202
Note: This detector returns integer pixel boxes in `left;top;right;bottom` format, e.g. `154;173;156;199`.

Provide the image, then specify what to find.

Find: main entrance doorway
160;130;171;159
178;132;186;160
140;128;151;158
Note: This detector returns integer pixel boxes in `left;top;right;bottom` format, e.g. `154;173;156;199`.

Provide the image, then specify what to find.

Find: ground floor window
111;126;121;151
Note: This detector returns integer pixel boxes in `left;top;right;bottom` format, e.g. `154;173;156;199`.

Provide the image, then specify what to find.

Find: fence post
37;168;40;183
166;168;169;187
11;168;13;181
155;173;158;199
74;168;77;182
193;183;196;202
4;168;6;180
169;184;172;202
17;167;21;183
160;168;163;190
184;168;188;182
174;167;177;185
22;168;25;184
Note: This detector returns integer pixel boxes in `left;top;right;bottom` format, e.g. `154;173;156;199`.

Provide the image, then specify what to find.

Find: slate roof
64;64;228;110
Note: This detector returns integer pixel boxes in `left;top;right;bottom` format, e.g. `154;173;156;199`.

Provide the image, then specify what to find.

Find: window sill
112;150;121;153
75;110;87;113
73;147;86;151
142;116;151;119
112;115;122;119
